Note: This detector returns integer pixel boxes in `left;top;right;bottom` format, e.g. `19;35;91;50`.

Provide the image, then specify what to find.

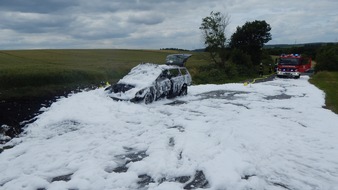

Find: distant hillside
192;42;337;51
264;42;337;49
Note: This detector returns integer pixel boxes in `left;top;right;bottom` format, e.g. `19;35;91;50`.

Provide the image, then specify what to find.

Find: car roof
118;63;179;88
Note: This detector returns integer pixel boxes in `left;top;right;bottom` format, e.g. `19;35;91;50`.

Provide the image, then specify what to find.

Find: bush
224;63;238;78
315;45;338;72
261;50;275;74
193;64;229;84
229;49;255;76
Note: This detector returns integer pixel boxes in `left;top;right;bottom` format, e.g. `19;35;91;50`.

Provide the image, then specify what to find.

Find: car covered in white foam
105;54;192;104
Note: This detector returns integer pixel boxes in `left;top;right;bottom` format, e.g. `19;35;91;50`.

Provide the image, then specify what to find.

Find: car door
179;68;192;85
168;68;184;96
155;70;171;99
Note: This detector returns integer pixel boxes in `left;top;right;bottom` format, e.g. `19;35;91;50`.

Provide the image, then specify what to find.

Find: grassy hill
0;49;210;100
309;71;338;114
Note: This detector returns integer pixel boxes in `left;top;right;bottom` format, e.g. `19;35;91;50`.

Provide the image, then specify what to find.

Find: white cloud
127;11;165;25
0;0;337;49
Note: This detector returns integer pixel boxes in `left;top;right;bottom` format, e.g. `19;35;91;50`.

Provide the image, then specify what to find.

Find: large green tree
200;11;230;68
229;20;271;65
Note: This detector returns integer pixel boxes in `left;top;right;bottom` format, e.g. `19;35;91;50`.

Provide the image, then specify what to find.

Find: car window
180;68;187;75
160;70;169;78
169;69;180;77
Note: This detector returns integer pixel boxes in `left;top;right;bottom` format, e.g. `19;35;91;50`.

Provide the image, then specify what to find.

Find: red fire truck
276;54;312;79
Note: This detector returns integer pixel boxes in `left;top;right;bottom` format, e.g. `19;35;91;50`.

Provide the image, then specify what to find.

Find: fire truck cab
276;54;312;79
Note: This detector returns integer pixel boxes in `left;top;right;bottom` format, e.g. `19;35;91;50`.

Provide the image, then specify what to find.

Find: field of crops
0;49;209;100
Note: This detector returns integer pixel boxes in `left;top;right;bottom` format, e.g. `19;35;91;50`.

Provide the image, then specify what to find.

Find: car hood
118;63;162;87
107;84;143;100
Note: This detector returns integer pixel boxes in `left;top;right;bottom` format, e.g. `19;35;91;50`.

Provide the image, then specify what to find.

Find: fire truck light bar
281;54;301;57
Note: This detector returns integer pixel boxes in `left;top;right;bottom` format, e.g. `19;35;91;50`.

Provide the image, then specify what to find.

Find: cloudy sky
0;0;337;50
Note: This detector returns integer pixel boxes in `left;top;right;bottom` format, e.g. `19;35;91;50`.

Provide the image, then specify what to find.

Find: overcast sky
1;0;337;50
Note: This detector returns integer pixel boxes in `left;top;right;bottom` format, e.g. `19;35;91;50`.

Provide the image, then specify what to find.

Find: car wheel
179;85;188;96
143;92;154;104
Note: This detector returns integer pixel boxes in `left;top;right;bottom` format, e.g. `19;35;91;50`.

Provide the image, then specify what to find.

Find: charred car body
105;54;192;104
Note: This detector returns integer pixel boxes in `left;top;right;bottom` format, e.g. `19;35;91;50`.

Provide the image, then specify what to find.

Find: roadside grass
0;49;210;99
309;71;338;114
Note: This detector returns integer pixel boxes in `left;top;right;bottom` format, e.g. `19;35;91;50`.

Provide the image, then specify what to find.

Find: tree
229;20;271;65
315;44;338;71
200;11;230;68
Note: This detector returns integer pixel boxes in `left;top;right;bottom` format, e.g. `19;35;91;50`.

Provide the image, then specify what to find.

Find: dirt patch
0;87;96;144
0;96;56;143
0;90;73;144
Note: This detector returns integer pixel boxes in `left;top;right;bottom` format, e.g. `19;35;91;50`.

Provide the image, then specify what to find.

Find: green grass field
309;71;338;114
2;49;337;115
0;49;210;99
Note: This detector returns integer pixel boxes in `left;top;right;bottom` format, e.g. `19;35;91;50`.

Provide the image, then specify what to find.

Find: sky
1;76;338;189
0;0;337;50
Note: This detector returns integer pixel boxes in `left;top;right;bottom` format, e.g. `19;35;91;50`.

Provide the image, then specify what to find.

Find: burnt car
105;54;192;104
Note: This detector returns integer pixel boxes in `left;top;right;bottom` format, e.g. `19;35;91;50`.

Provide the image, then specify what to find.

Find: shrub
229;49;254;76
315;45;338;72
193;64;229;84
